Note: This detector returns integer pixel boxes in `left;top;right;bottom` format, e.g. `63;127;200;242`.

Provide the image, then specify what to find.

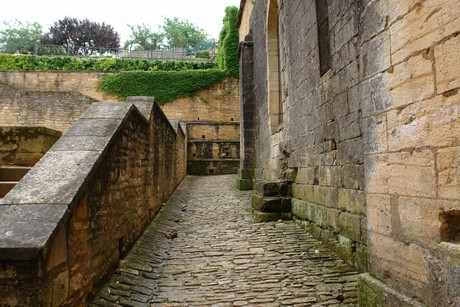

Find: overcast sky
0;0;241;43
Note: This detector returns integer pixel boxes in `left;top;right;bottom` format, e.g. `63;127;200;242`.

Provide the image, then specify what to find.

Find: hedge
0;54;217;72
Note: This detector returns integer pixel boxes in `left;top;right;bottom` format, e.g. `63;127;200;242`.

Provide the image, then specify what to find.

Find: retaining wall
0;98;186;305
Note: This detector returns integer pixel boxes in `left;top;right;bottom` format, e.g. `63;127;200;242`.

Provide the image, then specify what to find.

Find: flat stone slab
0;204;68;259
0;151;100;205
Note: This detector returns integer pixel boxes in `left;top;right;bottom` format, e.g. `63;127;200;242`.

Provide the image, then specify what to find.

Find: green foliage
217;6;239;77
98;70;227;104
41;17;120;54
161;17;207;50
0;54;217;71
0;20;43;53
125;24;164;50
195;50;210;59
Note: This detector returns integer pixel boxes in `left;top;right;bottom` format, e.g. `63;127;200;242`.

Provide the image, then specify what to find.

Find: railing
0;43;216;61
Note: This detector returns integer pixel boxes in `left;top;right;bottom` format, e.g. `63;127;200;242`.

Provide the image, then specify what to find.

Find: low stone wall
0;126;61;166
0;98;186;305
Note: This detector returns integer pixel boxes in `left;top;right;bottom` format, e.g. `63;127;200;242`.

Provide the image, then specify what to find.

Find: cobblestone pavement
93;175;359;306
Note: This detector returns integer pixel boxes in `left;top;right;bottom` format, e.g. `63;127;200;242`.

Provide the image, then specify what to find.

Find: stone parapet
0;98;186;305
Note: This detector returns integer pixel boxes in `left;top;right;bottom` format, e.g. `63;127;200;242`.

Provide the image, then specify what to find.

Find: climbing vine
217;6;240;77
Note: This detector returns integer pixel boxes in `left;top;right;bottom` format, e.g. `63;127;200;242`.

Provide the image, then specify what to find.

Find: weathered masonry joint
237;0;460;306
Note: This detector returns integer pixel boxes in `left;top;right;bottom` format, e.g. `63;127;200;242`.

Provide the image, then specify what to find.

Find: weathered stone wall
161;78;240;123
0;99;186;305
0;71;113;101
186;122;240;175
161;78;241;175
0;126;61;166
358;1;460;306
0;72;116;133
248;0;367;270
0;72;240;176
242;0;459;306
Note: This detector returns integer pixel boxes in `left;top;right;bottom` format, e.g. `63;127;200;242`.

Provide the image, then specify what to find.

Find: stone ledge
0;204;69;260
358;273;426;307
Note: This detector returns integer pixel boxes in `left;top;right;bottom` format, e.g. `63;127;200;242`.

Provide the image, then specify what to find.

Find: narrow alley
93;175;359;306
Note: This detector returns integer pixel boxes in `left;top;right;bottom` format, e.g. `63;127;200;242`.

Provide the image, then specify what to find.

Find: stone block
45;225;68;271
52;270;69;306
1;151;100;205
359;30;391;79
313;185;338;208
368;232;430;300
338;188;366;215
291;198;310;220
251;194;291;213
338;212;362;242
387;94;459;151
365;150;436;198
338;110;362;142
0;204;68;260
237;178;253;191
435;35;460;93
387;54;434;110
363;114;387;154
398;196;460;247
437;146;460;199
390;0;460;64
358;273;426;307
252;210;281;222
255;180;280;196
366;194;392;236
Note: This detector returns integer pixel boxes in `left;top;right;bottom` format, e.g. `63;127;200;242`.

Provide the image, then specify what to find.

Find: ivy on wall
0;54;217;71
217;6;239;77
98;69;228;105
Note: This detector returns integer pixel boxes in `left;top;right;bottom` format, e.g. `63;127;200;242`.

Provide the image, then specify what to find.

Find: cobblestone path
93;175;359;306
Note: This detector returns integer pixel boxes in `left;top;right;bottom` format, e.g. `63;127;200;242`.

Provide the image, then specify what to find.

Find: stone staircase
0;166;31;198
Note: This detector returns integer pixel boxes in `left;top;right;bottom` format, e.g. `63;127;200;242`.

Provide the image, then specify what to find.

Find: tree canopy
124;24;164;51
126;17;215;53
0;20;43;53
41;17;120;55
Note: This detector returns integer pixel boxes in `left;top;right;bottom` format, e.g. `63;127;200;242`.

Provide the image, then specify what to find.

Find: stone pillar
237;32;256;190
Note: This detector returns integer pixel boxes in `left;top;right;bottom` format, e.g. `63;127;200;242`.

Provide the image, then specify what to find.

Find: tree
0;20;43;54
124;24;164;51
161;17;207;51
41;17;120;55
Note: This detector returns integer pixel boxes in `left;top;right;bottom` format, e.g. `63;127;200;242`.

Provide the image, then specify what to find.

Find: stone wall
240;0;459;306
186;122;240;175
161;78;240;123
162;78;241;175
0;98;186;305
0;72;241;176
0;126;61;166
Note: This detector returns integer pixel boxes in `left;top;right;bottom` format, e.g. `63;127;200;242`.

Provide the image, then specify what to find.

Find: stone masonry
93;174;359;306
238;0;460;305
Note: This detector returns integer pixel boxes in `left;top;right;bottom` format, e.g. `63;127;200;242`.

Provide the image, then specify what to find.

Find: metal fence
0;43;216;61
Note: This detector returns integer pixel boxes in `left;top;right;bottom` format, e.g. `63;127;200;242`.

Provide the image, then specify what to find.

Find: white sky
0;0;241;43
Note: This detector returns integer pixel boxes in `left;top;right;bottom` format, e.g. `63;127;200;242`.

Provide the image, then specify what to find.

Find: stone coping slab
0;99;157;260
0;204;69;259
